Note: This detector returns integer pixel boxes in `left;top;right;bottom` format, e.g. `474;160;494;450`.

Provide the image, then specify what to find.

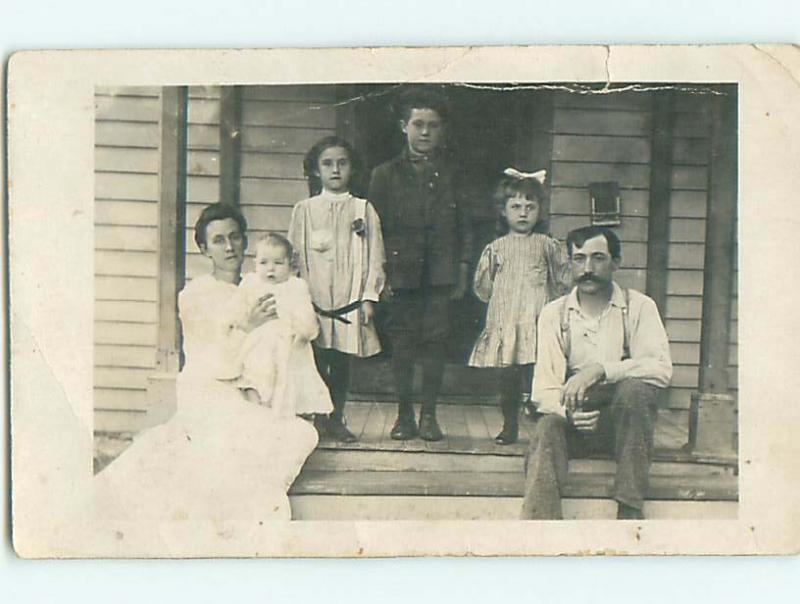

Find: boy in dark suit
368;90;473;441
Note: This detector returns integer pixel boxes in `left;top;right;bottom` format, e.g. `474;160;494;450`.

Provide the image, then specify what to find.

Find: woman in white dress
91;203;319;544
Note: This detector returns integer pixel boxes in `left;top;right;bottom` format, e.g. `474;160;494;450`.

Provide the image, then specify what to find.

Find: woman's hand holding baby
245;293;278;331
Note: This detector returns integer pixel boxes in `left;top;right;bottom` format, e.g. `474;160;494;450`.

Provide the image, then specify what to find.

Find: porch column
155;86;188;373
690;87;738;456
645;91;675;315
219;86;243;206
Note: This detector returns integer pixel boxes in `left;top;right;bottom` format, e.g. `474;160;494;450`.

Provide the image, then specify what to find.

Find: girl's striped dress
468;232;570;367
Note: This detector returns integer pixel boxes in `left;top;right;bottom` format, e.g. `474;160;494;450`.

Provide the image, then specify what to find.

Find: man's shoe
327;414;357;443
616;502;645;520
418;410;444;442
494;422;519;445
389;413;418;440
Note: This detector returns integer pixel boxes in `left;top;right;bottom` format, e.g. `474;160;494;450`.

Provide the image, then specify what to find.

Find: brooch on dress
352;218;366;237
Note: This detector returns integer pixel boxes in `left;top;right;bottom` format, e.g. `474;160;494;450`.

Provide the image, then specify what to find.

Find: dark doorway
343;84;545;401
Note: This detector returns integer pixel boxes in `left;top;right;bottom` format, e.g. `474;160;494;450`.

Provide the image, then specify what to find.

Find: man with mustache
521;226;673;520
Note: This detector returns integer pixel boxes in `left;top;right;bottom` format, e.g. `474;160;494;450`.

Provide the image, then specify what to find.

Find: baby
233;233;332;419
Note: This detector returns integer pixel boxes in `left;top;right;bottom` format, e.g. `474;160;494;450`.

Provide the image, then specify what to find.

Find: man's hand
560;363;606;412
361;301;375;325
569;409;602;434
244;293;278;331
450;262;470;300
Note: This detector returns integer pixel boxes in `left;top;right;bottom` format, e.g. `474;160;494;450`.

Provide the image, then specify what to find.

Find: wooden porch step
289;468;738;501
289;495;739;521
303;448;736;477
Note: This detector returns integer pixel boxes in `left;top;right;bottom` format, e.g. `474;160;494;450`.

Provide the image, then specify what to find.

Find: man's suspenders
558;288;631;363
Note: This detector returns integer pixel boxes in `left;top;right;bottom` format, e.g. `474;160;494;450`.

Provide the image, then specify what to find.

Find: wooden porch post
155;86;188;373
146;86;188;426
645;91;675;315
524;91;555;209
219;86;243;206
690;87;738;456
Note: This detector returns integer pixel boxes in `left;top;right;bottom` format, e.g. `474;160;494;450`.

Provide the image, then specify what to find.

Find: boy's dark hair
493;175;549;235
566;225;622;260
194;202;248;249
395;87;451;124
302;135;363;196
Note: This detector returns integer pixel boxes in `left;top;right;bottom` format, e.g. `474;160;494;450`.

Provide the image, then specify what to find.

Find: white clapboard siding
185;89;222;281
549;90;651;293
549;91;734;412
94;87;161;431
185;85;339;283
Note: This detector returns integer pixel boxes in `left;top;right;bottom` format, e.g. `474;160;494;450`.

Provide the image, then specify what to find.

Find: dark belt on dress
313;300;363;325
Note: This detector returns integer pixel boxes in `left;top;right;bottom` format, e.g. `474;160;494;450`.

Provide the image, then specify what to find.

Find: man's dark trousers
521;379;659;519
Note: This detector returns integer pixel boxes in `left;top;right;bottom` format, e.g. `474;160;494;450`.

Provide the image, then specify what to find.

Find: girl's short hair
302;136;363;196
194;202;248;249
493;175;549;234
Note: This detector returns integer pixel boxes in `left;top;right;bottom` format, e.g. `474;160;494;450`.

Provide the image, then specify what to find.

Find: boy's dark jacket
368;150;473;290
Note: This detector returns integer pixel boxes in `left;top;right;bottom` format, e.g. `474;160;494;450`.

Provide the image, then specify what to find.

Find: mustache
577;275;601;283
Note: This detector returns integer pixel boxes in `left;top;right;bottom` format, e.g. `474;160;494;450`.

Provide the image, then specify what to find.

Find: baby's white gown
82;274;319;553
236;274;333;417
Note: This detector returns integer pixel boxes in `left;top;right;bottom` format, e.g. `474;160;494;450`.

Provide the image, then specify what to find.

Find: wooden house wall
93;85;737;434
546;90;736;416
183;85;338;281
94;86;162;432
93;85;338;432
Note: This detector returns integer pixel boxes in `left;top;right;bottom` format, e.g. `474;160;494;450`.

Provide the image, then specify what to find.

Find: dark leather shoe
418;411;444;442
494;422;519;445
617;502;645;520
327;415;357;443
390;414;418;440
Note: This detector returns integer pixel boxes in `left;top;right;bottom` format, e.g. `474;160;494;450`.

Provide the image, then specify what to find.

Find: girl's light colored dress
288;191;386;357
76;274;319;553
469;232;570;367
234;273;333;417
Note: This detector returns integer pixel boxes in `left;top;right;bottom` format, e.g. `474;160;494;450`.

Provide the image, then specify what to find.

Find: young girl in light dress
233;233;333;419
469;169;571;445
288;136;386;442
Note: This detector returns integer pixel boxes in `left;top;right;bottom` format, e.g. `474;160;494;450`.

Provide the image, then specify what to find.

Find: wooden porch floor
312;400;692;455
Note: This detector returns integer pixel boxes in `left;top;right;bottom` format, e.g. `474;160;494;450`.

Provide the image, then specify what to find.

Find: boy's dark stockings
390;340;446;441
313;347;356;443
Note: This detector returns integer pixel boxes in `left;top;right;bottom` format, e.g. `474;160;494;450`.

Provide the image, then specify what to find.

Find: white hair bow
503;167;547;184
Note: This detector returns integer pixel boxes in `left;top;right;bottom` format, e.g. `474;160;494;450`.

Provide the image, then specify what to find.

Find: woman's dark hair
493;175;549;235
566;225;622;260
193;202;248;249
302;136;363;196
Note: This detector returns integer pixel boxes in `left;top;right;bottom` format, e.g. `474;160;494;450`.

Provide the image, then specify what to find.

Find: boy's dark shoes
390;413;418;440
616;502;645;520
327;414;357;443
418;410;444;442
494;422;519;445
